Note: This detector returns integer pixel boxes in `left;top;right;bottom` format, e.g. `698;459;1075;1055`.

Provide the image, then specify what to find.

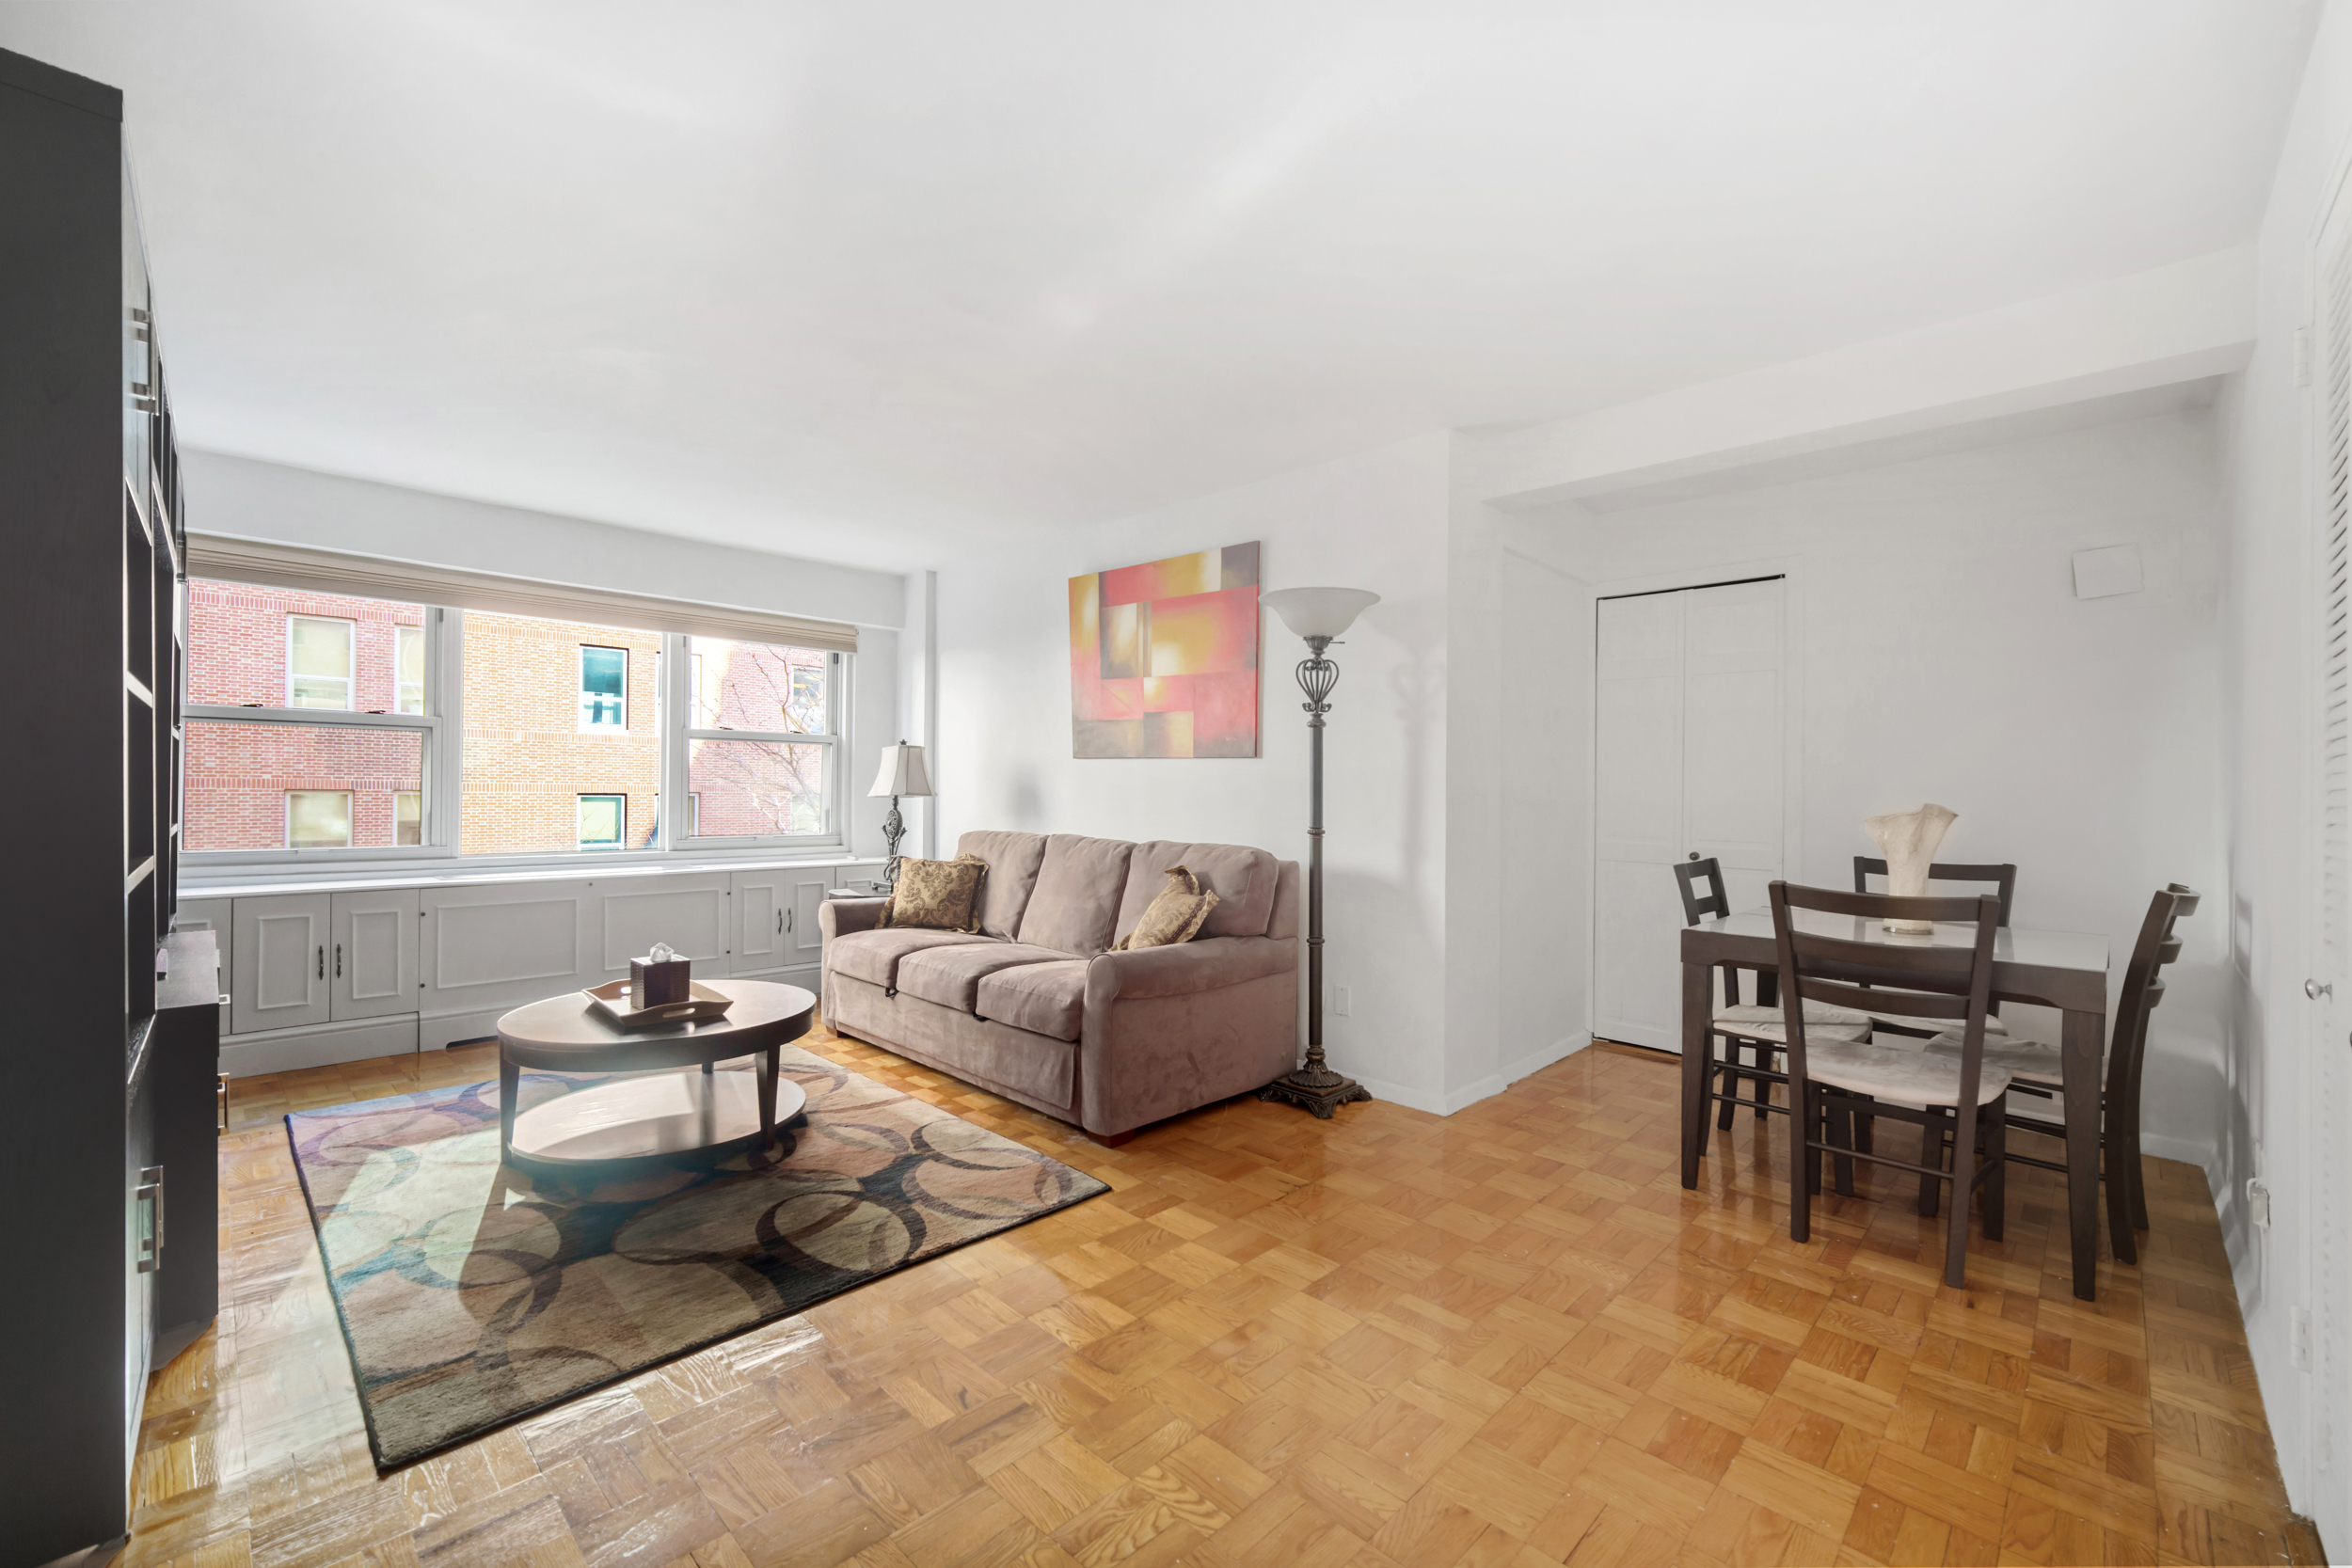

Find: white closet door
1593;592;1690;1050
1684;578;1786;916
1592;579;1785;1051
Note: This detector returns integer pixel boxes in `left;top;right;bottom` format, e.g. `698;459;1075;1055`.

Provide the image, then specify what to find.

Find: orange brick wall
460;612;662;854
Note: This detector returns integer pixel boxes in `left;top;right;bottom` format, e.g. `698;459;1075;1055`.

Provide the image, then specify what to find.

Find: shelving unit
2;45;215;1564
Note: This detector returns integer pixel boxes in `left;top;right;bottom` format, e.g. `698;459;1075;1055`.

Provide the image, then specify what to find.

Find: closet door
1591;579;1785;1052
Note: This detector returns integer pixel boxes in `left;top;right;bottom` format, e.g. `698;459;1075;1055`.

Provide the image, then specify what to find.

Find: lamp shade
867;742;933;798
1261;586;1380;641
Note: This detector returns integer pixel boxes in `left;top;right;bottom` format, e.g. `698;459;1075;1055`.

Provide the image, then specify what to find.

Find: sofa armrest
1084;935;1295;1006
818;896;888;941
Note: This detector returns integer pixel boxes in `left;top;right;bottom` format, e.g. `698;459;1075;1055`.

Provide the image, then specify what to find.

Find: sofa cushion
976;959;1090;1041
828;927;994;990
1115;841;1280;942
897;943;1073;1014
958;830;1049;939
880;853;986;932
1015;834;1135;956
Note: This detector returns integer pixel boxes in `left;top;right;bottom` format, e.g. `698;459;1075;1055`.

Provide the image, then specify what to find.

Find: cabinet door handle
335;942;342;978
135;1164;165;1271
317;944;325;980
777;910;784;933
787;907;795;934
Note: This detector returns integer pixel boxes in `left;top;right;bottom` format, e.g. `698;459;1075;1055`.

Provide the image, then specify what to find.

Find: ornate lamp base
1258;1067;1372;1119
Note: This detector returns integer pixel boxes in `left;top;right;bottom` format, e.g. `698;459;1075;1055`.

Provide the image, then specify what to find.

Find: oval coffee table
494;977;817;1171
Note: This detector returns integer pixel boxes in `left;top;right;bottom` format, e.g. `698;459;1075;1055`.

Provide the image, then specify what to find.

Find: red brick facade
183;583;831;854
184;583;425;851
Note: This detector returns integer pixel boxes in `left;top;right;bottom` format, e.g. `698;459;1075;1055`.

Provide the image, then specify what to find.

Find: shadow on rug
284;1046;1108;1469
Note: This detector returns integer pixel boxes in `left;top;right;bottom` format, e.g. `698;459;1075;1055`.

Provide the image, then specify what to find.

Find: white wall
934;433;1453;1111
1508;407;2231;1161
2217;0;2352;1529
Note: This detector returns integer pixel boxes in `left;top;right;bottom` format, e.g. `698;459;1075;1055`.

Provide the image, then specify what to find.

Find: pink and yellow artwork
1071;542;1260;758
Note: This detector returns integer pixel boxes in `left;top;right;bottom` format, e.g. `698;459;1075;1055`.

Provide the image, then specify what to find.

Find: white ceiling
0;1;2318;571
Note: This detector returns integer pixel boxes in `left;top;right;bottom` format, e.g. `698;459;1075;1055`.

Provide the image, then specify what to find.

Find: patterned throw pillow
881;854;988;932
1113;865;1221;951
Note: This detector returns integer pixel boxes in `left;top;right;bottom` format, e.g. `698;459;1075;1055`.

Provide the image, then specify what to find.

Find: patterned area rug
285;1046;1107;1469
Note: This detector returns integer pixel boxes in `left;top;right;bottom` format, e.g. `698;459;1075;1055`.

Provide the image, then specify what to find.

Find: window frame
578;643;629;734
576;792;627;851
183;587;850;871
286;613;356;710
666;639;843;850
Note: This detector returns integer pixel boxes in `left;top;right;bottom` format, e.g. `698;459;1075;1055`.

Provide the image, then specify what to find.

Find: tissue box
630;954;691;1006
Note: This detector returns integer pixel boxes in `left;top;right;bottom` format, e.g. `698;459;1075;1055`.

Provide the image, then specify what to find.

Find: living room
1;5;2344;1565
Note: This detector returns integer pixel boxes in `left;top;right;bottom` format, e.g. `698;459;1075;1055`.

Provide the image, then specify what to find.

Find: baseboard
2137;1130;2221;1182
421;1006;507;1051
1349;1072;1446;1116
221;1016;420;1076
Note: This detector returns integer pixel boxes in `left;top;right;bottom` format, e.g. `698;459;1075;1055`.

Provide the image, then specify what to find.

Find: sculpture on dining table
1866;802;1959;933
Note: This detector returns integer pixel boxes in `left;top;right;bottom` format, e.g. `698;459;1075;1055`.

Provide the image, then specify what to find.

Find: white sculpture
1865;802;1959;933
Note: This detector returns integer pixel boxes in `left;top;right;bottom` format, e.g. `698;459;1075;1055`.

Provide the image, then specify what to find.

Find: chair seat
1871;1008;2010;1036
1923;1032;2064;1087
1804;1037;2014;1104
1714;1001;1871;1046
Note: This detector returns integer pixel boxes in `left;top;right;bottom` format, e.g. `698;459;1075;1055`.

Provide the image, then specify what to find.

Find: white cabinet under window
729;869;832;976
329;888;419;1021
230;893;330;1036
1592;578;1788;1052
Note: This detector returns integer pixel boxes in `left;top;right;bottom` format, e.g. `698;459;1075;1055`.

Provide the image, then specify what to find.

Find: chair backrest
2107;882;2200;1102
1770;881;2004;1095
1675;857;1730;927
1852;857;2017;927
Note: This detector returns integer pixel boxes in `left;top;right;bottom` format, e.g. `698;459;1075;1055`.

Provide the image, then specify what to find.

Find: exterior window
578;794;626;850
684;638;836;839
580;645;628;732
287;790;353;848
394;791;421;846
183;582;432;854
288;616;355;708
395;625;425;715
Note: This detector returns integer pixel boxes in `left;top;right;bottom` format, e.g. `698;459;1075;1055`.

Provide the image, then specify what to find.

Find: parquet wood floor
119;1031;2321;1568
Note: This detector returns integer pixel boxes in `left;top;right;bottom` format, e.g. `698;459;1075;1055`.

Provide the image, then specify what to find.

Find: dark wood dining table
1679;907;2112;1300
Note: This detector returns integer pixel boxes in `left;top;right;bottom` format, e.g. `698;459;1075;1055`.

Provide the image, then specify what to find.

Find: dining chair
1676;857;1870;1142
1770;880;2012;1289
1917;882;2199;1266
1850;857;2019;1037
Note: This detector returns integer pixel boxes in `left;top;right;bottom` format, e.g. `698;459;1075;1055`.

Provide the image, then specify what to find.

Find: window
184;582;434;854
578;794;626;850
184;576;846;863
683;638;837;840
287;790;352;848
395;625;425;715
580;645;628;731
288;616;355;708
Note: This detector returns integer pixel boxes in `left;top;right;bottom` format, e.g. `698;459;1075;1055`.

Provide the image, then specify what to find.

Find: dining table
1679;906;2112;1300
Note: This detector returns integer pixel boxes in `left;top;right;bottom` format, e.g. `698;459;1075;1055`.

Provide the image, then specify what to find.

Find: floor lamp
1256;586;1379;1119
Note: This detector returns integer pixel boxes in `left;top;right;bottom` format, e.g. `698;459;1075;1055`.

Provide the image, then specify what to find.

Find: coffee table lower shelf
504;1068;808;1168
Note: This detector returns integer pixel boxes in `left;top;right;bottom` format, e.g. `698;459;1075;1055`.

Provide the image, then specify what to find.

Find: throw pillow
1114;865;1221;950
881;854;987;933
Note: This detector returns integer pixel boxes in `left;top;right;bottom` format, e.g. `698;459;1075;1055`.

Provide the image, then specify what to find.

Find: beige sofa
818;831;1300;1142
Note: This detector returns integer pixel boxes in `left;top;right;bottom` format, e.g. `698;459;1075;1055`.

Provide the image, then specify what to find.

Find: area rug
285;1047;1108;1468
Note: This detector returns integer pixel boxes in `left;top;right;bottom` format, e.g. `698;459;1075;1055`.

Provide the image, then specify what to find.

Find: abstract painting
1071;542;1260;758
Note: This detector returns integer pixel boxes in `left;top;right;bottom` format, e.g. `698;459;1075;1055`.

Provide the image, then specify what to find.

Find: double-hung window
182;567;850;866
184;582;437;855
676;638;840;842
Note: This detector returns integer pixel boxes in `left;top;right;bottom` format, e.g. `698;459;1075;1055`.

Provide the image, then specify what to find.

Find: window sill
180;848;885;900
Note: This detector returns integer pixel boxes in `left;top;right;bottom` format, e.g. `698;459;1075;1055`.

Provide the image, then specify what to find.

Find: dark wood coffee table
494;977;817;1171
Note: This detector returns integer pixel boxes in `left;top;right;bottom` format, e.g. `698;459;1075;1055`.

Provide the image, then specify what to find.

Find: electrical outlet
2248;1177;2272;1230
2293;1306;2312;1371
1333;986;1353;1018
